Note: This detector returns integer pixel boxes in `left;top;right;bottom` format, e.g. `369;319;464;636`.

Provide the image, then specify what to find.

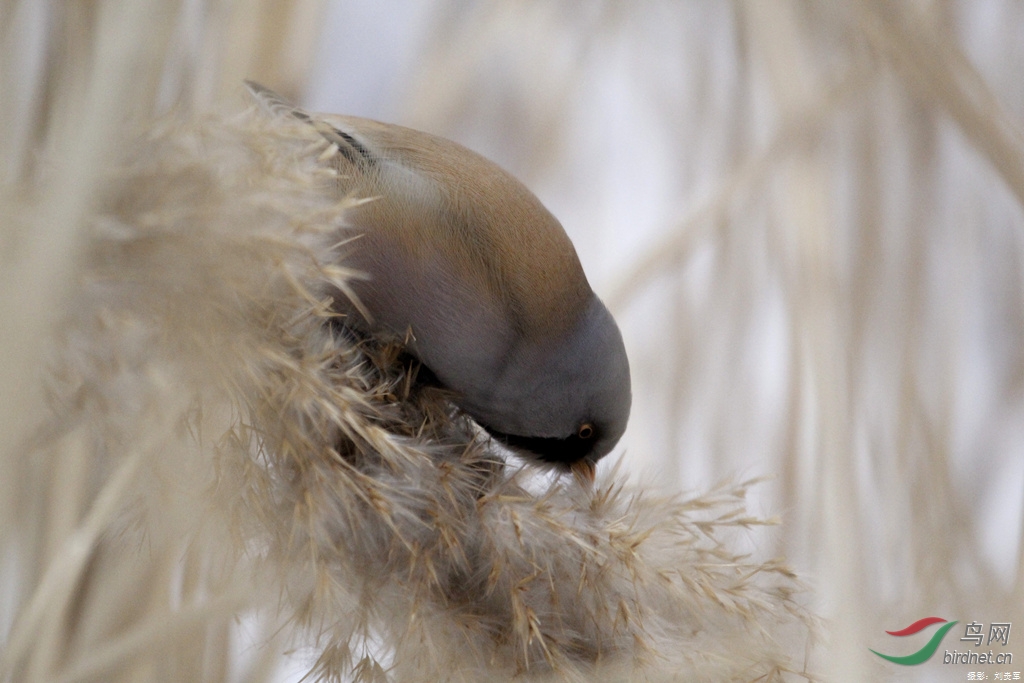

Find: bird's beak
570;459;596;486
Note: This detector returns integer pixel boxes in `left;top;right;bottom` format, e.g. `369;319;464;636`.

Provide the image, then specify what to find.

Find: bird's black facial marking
483;425;598;466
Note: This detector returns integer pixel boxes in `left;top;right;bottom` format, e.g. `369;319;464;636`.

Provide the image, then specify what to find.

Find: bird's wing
245;81;375;170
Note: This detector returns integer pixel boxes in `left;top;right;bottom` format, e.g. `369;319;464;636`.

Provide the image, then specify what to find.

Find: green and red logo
871;617;959;665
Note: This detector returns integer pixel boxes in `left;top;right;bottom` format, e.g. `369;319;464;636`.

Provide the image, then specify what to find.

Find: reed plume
0;101;813;682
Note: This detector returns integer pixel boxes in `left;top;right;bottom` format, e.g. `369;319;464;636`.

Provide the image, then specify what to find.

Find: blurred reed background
2;1;1023;681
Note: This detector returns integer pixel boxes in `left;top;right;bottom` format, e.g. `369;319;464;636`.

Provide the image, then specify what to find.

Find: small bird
246;82;630;481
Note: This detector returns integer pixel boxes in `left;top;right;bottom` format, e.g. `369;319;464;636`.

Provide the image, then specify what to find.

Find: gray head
457;295;632;473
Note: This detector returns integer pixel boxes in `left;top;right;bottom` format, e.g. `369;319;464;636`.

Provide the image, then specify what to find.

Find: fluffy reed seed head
12;104;816;683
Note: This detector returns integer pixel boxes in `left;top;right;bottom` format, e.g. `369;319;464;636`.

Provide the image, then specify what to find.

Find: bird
245;81;631;482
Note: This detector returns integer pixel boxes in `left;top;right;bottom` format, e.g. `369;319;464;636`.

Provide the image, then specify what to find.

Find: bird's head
464;296;631;482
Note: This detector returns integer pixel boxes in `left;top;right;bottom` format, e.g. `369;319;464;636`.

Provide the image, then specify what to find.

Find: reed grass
3;1;1022;682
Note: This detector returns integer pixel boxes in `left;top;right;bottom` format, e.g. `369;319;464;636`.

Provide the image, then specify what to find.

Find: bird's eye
577;423;595;440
